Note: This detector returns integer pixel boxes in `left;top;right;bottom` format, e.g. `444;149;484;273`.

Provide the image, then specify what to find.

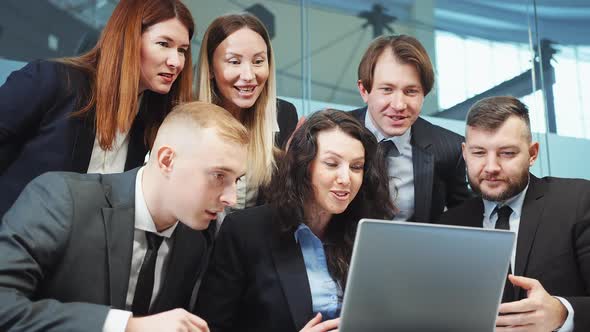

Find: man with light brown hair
0;101;248;332
350;34;471;222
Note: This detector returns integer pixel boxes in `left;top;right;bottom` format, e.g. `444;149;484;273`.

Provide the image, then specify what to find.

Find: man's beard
469;169;529;202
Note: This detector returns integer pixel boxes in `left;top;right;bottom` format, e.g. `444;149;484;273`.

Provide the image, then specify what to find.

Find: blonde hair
158;101;249;146
196;13;277;188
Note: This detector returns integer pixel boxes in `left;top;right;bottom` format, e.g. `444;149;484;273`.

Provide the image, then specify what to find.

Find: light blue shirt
482;181;574;332
294;224;342;319
365;111;414;220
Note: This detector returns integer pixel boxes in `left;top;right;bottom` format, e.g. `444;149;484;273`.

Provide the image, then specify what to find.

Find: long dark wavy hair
270;109;394;290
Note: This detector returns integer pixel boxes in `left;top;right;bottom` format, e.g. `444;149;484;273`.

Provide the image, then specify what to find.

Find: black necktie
494;205;514;303
379;140;400;157
132;232;164;316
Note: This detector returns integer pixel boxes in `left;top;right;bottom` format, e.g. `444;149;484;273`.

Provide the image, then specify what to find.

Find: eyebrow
158;35;190;48
378;82;421;89
209;166;245;178
210;166;237;173
224;51;267;57
322;151;365;161
467;145;519;150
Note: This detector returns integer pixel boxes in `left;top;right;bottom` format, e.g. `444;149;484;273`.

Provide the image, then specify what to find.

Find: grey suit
350;107;472;222
0;169;207;332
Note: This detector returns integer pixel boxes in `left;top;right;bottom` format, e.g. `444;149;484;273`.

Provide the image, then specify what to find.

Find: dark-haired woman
195;109;394;331
0;0;194;216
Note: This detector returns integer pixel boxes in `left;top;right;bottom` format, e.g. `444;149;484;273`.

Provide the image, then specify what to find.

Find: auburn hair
59;0;194;150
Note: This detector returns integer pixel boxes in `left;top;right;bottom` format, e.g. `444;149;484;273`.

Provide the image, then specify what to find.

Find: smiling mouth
158;73;175;83
387;115;407;121
234;86;256;93
331;191;350;200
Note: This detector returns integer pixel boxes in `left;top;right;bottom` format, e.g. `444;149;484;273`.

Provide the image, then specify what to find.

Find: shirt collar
390;127;411;150
294;223;314;243
364;109;412;148
482;178;529;220
135;167;177;238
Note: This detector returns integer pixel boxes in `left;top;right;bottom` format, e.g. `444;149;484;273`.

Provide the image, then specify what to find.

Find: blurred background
2;0;589;178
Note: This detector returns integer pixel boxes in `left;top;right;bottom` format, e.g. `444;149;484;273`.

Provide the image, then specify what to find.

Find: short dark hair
269;109;394;290
466;96;531;140
358;34;434;95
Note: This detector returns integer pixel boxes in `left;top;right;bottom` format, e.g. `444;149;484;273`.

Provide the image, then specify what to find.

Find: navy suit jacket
350;107;471;222
0;168;208;331
195;205;315;332
0;61;149;216
439;175;590;331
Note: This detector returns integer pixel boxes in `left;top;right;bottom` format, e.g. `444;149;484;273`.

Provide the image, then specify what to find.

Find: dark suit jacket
195;205;315;332
439;175;590;331
0;169;208;331
252;98;298;207
350;107;471;222
0;61;149;216
275;98;299;149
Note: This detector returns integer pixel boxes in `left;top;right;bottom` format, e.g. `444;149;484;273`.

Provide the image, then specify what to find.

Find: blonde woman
197;13;298;217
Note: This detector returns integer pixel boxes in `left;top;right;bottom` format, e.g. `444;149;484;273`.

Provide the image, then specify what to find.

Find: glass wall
1;0;589;178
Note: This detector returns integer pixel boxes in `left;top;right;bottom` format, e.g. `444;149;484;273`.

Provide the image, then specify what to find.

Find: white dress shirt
102;167;178;332
87;130;130;174
365;111;415;220
482;182;574;332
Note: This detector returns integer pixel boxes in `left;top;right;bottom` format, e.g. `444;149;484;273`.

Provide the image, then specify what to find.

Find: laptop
340;219;516;332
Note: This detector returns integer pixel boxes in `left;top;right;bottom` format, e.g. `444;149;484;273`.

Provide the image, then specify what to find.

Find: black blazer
350;107;471;222
439;175;590;331
195;205;316;332
0;61;149;216
253;99;298;206
0;168;207;331
275;98;299;149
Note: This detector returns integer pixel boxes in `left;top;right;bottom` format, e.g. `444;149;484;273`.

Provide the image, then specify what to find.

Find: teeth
237;87;255;92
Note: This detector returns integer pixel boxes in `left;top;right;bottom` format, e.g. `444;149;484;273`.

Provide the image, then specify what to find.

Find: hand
495;275;567;332
125;308;209;332
300;313;339;332
286;116;306;151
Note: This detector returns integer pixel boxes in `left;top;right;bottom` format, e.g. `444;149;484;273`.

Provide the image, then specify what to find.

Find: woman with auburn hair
196;13;298;218
195;109;394;331
0;0;194;216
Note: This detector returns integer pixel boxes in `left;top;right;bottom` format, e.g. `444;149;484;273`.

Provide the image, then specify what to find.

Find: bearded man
439;96;590;332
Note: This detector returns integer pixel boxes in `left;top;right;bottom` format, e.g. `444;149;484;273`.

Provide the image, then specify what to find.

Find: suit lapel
514;175;546;299
102;204;135;309
411;119;434;222
349;107;367;124
70;111;96;173
151;224;203;312
100;169;140;309
455;199;486;228
271;228;313;330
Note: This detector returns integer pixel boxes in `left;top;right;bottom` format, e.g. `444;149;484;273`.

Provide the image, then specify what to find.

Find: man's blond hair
161;100;249;142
